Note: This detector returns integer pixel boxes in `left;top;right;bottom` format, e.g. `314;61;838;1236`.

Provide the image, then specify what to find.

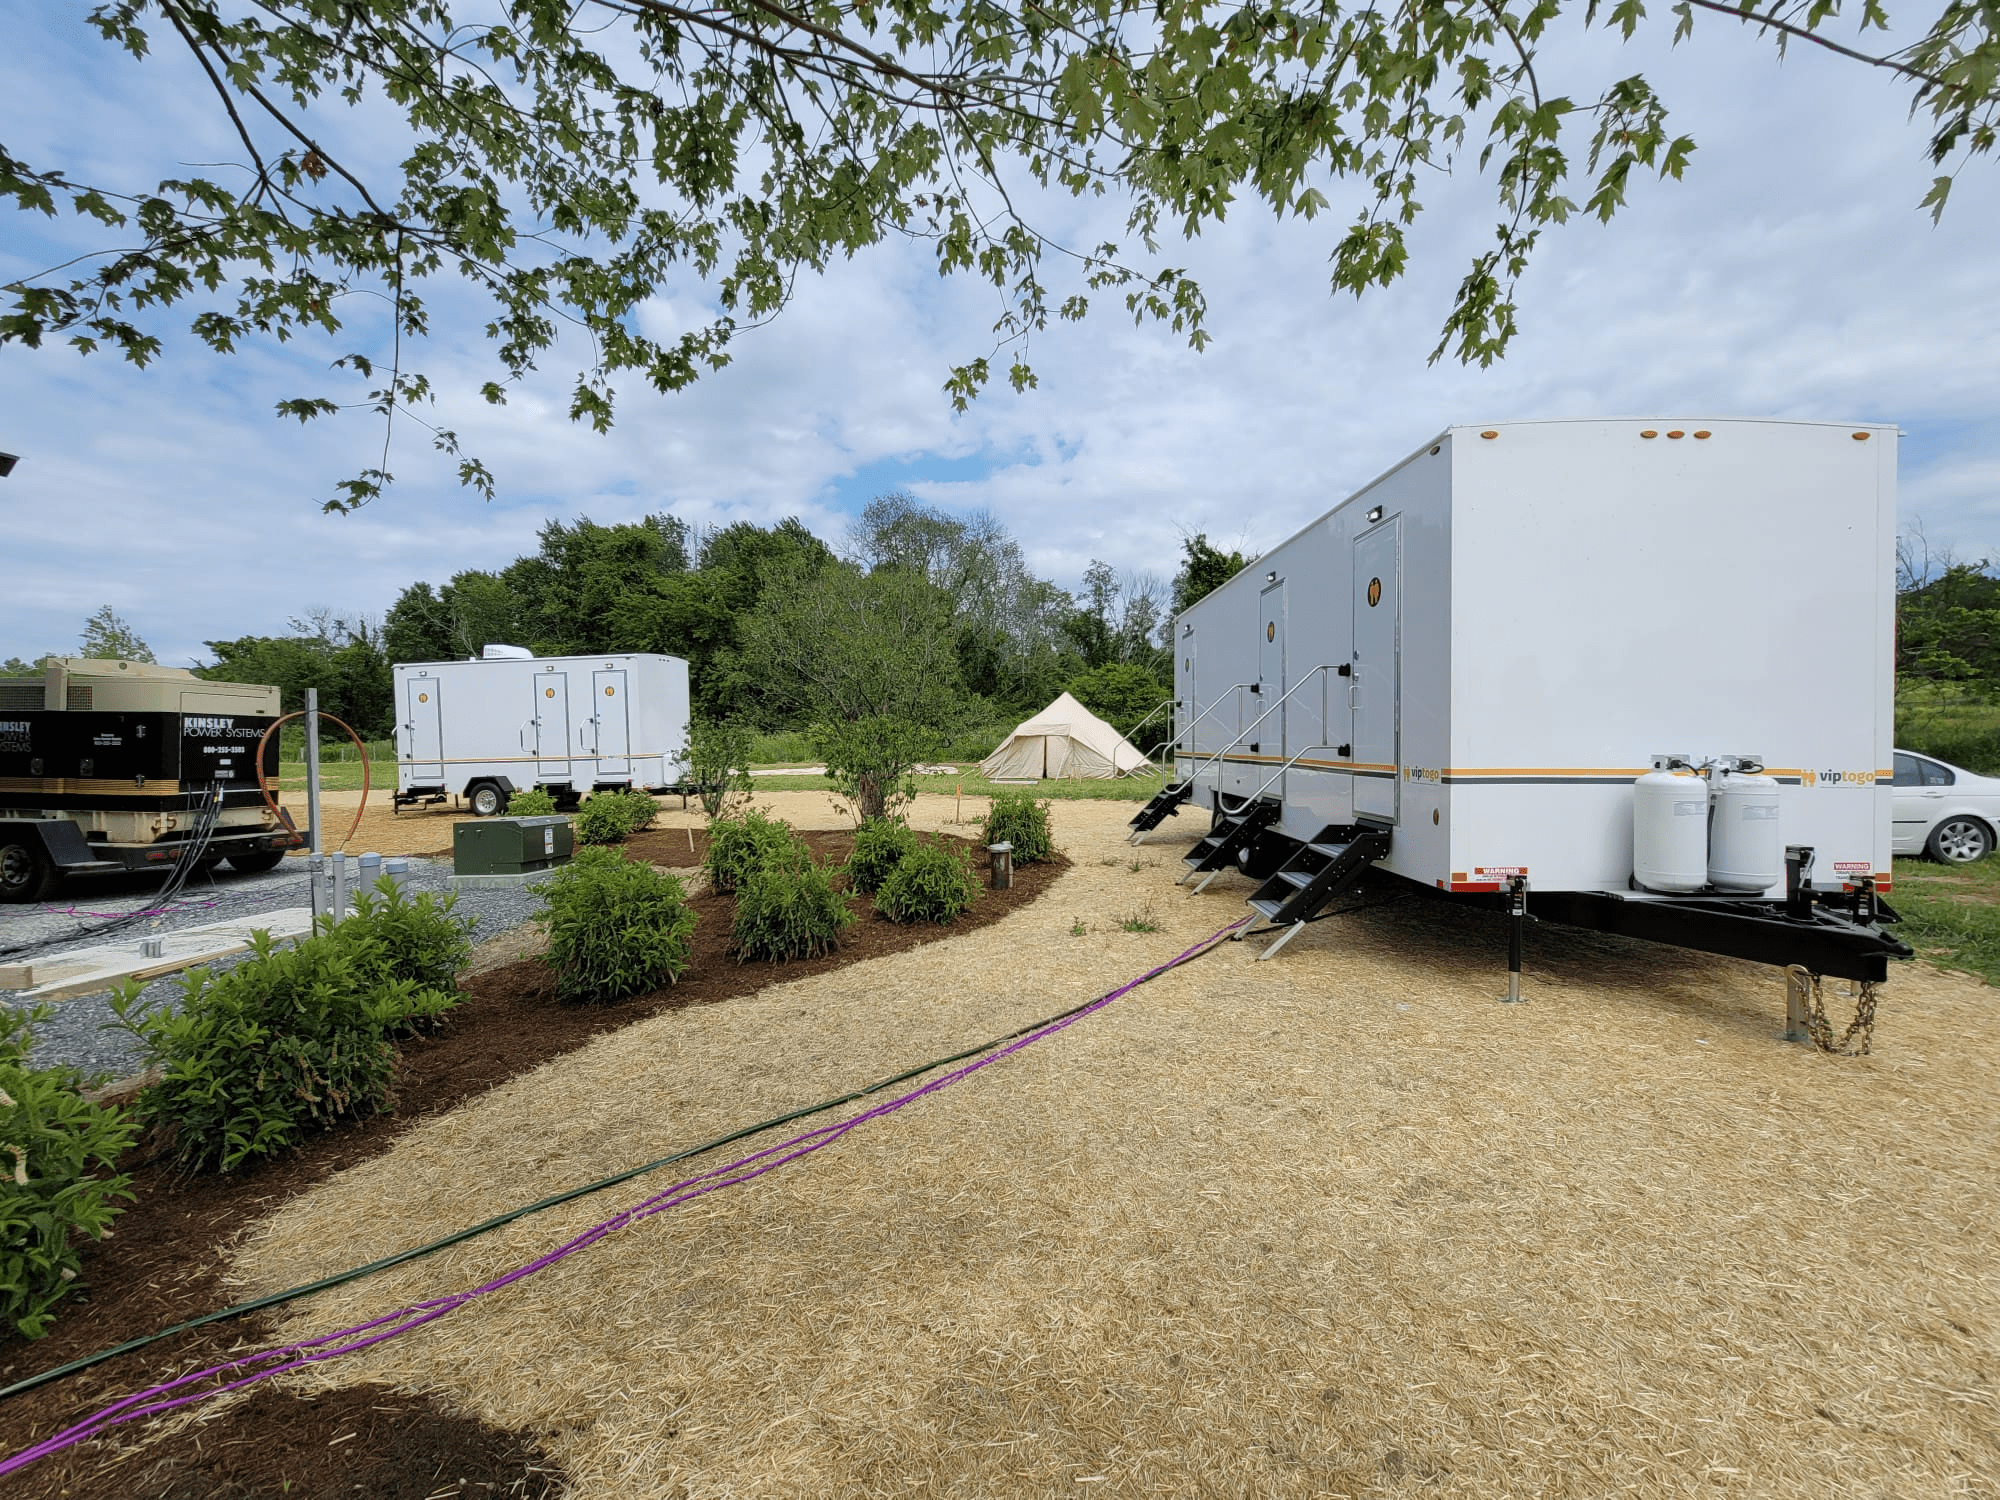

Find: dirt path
61;798;2000;1495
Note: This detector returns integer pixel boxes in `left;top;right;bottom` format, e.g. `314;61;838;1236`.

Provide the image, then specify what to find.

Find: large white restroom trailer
393;651;691;814
1138;418;1909;982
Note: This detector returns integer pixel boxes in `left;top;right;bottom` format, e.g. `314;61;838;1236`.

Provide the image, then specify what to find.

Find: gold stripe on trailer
0;777;192;797
395;754;677;769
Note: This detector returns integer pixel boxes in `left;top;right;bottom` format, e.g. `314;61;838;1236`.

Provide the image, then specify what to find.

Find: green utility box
452;816;574;877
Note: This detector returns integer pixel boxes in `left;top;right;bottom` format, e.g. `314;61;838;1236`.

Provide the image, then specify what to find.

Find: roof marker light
1666;430;1685;439
1479;430;1498;439
1640;430;1659;439
1693;430;1711;439
1852;432;1871;441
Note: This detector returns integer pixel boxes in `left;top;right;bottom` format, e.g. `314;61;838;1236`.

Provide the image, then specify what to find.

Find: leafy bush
575;792;636;845
617;788;661;831
0;1004;138;1339
507;787;559;817
703;810;802;893
731;854;856;961
536;847;699;1002
342;879;476;1020
875;836;981;924
686;717;756;818
980;789;1054;863
845;816;918;894
811;714;937;823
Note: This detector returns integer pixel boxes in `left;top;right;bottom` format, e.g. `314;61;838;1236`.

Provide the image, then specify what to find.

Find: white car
1893;749;2000;862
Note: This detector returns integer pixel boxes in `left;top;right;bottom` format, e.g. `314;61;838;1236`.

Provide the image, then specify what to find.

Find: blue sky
2;1;1997;666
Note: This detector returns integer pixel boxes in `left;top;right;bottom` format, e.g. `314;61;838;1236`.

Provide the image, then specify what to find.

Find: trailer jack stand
1784;966;1812;1043
1498;877;1530;1004
1257;920;1307;961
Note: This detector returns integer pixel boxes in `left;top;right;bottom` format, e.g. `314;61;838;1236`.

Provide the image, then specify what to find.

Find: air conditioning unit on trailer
392;651;691;816
1131;417;1909;998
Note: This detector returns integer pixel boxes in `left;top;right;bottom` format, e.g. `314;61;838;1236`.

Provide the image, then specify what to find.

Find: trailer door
1352;519;1401;820
405;677;443;783
592;669;630;777
1258;579;1287;793
534;673;571;780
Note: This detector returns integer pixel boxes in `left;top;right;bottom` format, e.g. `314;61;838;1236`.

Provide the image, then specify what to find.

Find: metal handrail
1172;665;1344;801
1240;743;1346;806
1118;698;1178;777
1149;684;1255;776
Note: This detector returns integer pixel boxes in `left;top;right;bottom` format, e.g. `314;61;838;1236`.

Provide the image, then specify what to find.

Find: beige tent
979;692;1149;780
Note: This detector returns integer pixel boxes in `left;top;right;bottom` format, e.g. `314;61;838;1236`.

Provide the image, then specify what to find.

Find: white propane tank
1709;761;1783;893
1633;755;1709;893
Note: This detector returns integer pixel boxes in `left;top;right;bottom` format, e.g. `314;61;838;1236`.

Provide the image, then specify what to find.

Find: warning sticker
1473;866;1528;880
1831;860;1872;874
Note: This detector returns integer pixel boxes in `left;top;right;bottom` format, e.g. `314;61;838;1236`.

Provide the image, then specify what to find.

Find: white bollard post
357;850;382;900
384;856;410;896
330;850;348;921
307;854;327;921
304;687;323;858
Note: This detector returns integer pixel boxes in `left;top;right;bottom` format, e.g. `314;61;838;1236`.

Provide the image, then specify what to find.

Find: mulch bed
3;830;1062;1499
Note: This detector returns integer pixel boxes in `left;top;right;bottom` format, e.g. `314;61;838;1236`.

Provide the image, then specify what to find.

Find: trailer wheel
467;781;508;818
1927;816;1993;864
226;848;287;874
0;835;59;903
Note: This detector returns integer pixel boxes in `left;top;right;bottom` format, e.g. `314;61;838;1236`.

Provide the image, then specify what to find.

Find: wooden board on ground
4;908;319;999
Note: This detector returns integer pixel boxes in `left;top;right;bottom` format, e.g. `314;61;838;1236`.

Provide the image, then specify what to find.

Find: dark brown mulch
3;831;1062;1499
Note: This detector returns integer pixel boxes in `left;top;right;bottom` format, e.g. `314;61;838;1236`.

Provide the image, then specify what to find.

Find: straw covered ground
204;793;1996;1497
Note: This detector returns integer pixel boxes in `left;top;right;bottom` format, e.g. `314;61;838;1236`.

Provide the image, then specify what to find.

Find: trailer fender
2;817;102;869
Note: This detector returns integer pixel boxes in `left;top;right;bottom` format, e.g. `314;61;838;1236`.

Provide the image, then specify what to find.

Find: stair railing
1239;743;1348;806
1172;665;1346;804
1119;698;1178;777
1150;685;1256;780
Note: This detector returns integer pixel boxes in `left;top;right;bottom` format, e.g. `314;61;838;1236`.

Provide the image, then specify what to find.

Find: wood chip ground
196;794;2000;1496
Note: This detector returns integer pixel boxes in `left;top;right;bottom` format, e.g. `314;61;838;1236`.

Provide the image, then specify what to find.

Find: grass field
1892;852;2000;986
1895;683;2000;774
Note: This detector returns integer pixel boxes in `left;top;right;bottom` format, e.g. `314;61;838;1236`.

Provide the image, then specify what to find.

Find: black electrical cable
0;978;1174;1404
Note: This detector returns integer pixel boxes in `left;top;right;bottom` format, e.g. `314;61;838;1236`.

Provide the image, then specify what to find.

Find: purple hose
2;916;1249;1476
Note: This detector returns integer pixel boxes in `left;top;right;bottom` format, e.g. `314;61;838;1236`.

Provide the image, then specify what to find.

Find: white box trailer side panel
395;654;690;797
1443;419;1894;896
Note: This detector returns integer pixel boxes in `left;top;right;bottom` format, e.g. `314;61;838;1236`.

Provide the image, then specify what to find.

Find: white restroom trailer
393;651;691;814
1143;418;1909;983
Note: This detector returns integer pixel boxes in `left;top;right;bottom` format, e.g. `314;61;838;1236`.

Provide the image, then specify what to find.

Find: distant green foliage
1171;534;1249;615
535;847;699;1002
110;881;469;1173
1067;661;1172;750
0;1004;139;1339
703;810;802;894
846;817;919;895
981;790;1054;864
875;836;981;924
507;787;559;817
731;854;856;961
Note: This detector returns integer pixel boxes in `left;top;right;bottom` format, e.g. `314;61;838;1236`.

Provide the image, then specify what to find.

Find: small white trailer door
405;678;443;782
534;674;571;779
592;669;631;776
1258;580;1287;793
1352;520;1401;820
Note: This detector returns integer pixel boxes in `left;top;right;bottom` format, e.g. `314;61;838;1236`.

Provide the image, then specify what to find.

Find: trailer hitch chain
1786;966;1880;1056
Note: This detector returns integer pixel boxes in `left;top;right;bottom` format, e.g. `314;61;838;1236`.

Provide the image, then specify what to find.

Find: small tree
685;716;755;819
812;714;936;823
78;606;154;663
1171;535;1250;616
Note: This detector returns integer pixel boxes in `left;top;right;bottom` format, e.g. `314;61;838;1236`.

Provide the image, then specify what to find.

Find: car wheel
467;781;507;817
0;836;59;903
1927;816;1994;864
226;847;287;874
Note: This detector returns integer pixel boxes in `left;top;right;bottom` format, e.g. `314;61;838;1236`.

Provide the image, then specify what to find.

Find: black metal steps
1246;818;1394;952
1128;779;1195;839
1178;801;1281;889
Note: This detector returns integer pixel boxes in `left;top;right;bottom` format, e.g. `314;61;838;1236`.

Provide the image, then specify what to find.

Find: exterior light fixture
1366;506;1384;522
1266;570;1278;582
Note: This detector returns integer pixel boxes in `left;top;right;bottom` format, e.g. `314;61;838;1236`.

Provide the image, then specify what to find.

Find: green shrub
875;836;981;924
536;847;700;1002
341;879;476;1027
703;810;801;893
617;788;661;832
575;792;636;845
507;787;559;817
732;854;856;961
686;717;756;818
846;816;918;895
0;1004;138;1339
980;789;1054;864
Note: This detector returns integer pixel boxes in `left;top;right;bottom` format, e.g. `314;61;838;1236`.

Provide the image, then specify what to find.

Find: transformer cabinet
392;649;691;815
0;658;298;901
1133;418;1910;983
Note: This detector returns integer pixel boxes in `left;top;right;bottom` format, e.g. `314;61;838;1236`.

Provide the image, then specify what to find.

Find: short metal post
307;854;327;920
330;850;348;921
987;841;1013;890
1784;966;1812;1043
357;850;382;898
1498;876;1529;1003
384;856;409;896
1785;844;1816;921
304;687;323;858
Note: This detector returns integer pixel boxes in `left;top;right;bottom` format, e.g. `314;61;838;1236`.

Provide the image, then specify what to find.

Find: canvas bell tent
981;693;1150;780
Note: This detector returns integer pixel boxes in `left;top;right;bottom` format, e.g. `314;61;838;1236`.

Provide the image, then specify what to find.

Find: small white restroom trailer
1134;418;1909;983
393;650;691;814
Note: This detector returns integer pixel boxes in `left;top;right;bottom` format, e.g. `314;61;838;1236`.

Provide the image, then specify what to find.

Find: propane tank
1633;755;1709;893
1709;758;1782;893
